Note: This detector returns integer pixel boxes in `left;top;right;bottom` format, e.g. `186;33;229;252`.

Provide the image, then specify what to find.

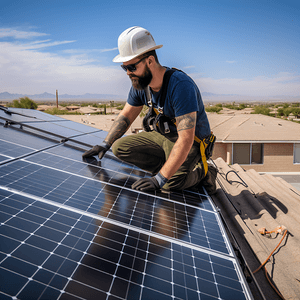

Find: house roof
211;157;300;300
207;113;300;143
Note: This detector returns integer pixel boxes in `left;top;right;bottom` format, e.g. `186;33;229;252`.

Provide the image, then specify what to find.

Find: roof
0;107;253;300
211;157;300;300
207;113;300;143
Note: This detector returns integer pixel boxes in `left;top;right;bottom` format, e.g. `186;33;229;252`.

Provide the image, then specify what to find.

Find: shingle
211;157;300;299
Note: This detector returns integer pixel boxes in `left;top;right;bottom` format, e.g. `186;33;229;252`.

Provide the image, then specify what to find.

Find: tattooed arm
104;102;143;146
159;111;196;179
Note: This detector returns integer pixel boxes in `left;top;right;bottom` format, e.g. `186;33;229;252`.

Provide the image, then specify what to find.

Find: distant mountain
202;92;238;97
1;91;298;103
0;92;125;100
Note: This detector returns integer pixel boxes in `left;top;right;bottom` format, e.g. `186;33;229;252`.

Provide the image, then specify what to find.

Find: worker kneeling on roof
83;26;217;194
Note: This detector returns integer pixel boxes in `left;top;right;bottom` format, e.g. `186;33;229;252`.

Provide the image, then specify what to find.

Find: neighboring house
66;105;80;111
208;113;300;172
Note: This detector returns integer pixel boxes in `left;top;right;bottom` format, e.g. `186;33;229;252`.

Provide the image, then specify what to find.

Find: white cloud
0;28;130;96
194;72;300;97
182;66;195;69
63;47;118;54
21;40;77;50
100;47;118;53
0;28;48;39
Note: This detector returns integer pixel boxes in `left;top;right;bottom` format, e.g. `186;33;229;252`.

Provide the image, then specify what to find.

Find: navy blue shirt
127;68;211;139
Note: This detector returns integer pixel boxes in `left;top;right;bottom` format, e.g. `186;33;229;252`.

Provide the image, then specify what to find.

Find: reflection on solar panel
0;107;253;300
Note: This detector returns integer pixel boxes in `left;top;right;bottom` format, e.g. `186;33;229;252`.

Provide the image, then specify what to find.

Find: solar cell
0;108;253;299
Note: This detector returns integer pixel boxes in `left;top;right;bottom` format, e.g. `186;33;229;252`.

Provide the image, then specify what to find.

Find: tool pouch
142;107;156;132
203;133;216;159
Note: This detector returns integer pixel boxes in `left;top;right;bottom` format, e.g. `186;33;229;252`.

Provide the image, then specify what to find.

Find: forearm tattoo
104;115;130;145
176;112;196;132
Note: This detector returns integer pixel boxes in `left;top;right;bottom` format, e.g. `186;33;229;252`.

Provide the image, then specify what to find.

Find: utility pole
56;90;58;108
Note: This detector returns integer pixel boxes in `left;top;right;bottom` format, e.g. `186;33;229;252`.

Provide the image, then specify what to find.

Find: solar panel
0;107;253;300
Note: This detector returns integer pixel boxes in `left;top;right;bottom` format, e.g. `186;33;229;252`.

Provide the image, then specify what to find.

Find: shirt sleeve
127;87;146;107
170;80;199;117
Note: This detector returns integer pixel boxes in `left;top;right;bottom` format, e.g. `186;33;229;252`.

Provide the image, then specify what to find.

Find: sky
0;0;299;100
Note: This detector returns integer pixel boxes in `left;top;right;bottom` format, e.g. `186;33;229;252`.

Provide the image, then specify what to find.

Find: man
83;26;217;194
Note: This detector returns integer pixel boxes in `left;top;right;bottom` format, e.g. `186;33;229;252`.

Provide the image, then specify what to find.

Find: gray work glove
132;172;168;192
82;141;110;160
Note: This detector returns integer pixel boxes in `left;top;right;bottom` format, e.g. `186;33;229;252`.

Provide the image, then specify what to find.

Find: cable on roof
253;226;288;300
226;170;248;187
225;169;257;196
208;159;242;215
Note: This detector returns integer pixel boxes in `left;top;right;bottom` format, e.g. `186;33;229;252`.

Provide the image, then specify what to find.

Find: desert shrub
205;106;223;113
44;108;82;115
224;104;235;109
223;103;246;110
116;104;125;110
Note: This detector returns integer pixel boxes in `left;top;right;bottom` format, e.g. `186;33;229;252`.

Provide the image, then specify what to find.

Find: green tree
8;97;37;109
238;103;246;110
251;105;270;116
283;103;289;109
291;107;300;117
283;107;292;117
277;108;284;116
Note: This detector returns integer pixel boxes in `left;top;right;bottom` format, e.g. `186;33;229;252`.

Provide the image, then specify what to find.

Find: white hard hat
113;26;163;63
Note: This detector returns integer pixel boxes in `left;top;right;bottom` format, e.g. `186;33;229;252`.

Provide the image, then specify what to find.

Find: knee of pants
164;174;187;191
111;139;123;158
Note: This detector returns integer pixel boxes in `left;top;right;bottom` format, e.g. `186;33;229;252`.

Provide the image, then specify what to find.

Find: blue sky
0;0;299;100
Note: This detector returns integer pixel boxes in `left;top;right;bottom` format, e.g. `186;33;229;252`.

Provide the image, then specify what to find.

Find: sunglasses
121;56;148;72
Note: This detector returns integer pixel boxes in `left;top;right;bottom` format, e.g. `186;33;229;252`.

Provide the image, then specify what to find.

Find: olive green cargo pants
111;131;205;191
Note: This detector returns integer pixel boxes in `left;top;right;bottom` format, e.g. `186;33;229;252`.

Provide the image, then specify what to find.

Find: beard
129;65;153;90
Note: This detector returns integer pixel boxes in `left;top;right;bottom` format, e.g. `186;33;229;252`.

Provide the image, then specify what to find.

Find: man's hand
82;141;110;159
132;172;168;192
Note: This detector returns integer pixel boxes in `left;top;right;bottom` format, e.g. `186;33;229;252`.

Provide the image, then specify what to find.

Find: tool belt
143;105;216;175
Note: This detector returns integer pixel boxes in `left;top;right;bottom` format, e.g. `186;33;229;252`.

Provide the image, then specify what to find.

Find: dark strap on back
159;68;177;109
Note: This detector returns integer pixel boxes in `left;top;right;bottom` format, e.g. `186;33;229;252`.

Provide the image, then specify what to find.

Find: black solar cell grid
0;108;253;300
0;193;247;300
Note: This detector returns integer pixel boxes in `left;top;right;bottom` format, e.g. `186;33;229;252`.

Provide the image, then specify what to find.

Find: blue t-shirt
127;68;211;139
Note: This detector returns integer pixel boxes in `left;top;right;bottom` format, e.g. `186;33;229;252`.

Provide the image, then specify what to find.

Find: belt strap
153;107;215;176
194;135;208;176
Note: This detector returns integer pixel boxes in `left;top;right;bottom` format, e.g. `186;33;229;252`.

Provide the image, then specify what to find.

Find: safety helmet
113;26;163;63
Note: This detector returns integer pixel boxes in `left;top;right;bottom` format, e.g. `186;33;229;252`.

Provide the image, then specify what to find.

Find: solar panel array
0;107;253;300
